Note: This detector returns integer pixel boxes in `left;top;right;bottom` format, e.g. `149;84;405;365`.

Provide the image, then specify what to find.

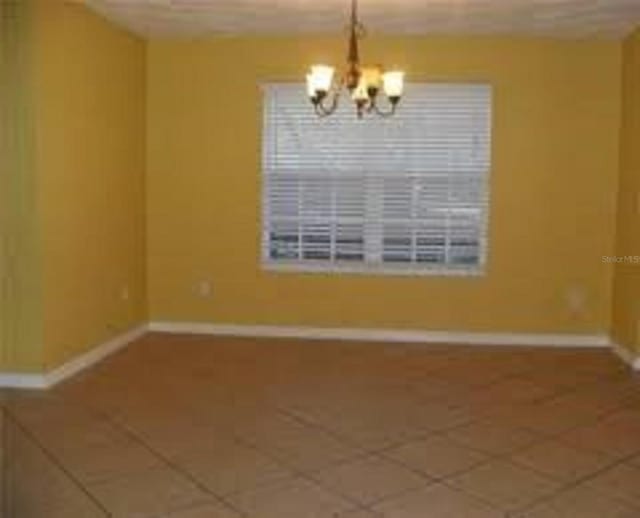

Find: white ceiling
85;0;640;39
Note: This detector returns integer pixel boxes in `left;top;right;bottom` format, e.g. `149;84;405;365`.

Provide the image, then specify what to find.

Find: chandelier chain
306;0;404;118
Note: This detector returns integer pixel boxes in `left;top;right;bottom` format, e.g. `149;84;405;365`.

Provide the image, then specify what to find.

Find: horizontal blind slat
262;82;492;274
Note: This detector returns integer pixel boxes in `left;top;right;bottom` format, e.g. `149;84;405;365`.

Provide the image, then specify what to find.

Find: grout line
438;399;640;516
8;337;640;518
433;475;512;515
228;431;374;513
272;405;399;452
249;404;505;514
83;412;249;518
215;403;454;513
507;449;640;516
329;376;640;514
1;406;113;517
58;385;378;514
25;391;250;518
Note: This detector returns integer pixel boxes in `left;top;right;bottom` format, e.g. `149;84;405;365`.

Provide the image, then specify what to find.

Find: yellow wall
147;37;621;335
0;0;43;372
35;1;147;370
1;8;630;374
612;28;640;355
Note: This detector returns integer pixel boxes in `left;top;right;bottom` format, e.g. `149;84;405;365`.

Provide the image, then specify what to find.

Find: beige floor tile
373;483;503;518
627;454;640;468
557;422;640;459
7;393;88;426
227;477;354;518
164;502;243;517
126;420;237;460
408;400;475;432
232;413;312;445
383;435;489;479
5;427;108;518
512;369;599;391
10;334;640;518
450;460;561;511
431;366;510;388
8;466;106;518
514;484;640;518
584;463;640;507
409;379;473;406
510;439;612;482
322;417;426;451
310;455;429;505
175;441;295;496
472;378;554;405
57;438;163;484
32;416;128;452
557;391;633;416
250;427;365;471
335;510;382;517
8;494;109;518
88;466;213;517
446;421;541;455
601;408;640;430
494;402;603;436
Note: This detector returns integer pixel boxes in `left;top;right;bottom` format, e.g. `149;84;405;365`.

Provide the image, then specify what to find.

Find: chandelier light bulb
310;65;335;94
382;71;405;99
305;0;404;117
362;67;382;91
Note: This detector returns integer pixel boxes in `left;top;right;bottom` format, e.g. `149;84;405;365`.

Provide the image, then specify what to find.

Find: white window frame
261;82;492;277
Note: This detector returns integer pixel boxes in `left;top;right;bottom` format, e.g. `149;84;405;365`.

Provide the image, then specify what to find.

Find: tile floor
3;333;640;517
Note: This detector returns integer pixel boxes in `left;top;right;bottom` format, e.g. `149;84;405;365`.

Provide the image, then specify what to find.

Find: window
262;83;492;276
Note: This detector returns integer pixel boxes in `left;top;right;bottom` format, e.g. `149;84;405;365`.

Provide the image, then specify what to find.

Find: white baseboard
148;321;611;348
0;322;624;390
611;342;640;371
0;324;147;389
44;324;148;387
0;373;48;390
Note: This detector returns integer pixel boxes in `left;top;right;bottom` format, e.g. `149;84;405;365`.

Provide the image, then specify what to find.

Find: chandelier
306;0;405;118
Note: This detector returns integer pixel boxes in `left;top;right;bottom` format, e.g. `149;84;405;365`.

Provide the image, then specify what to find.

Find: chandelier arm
315;89;341;117
307;0;402;118
366;95;378;113
315;102;337;117
314;104;332;117
371;100;398;118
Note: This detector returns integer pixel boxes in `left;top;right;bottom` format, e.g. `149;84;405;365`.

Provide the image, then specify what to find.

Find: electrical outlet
566;286;587;316
120;285;130;301
197;280;212;298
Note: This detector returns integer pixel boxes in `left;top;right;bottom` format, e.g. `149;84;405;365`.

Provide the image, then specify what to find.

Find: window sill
261;261;485;277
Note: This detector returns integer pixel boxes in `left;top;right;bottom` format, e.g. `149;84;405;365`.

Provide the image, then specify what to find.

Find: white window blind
262;83;492;276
